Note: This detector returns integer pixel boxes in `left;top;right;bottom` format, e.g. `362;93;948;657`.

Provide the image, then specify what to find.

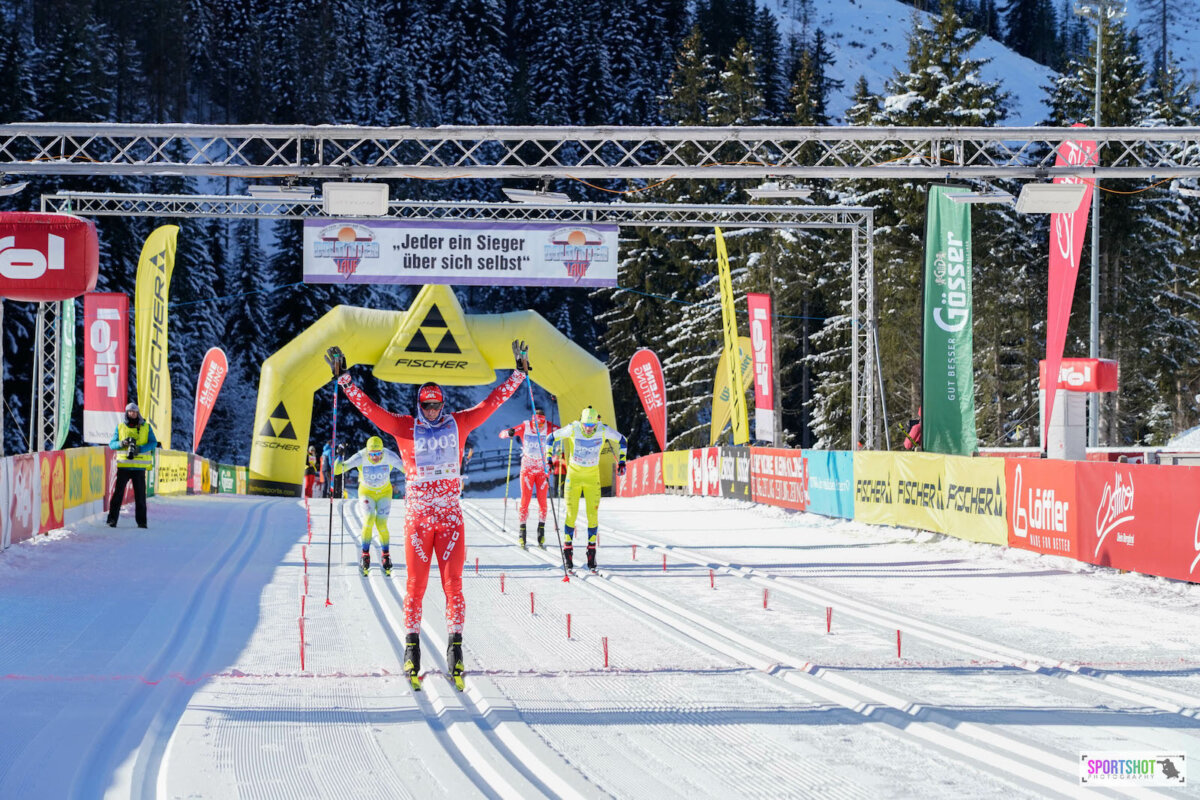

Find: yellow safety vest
116;422;153;470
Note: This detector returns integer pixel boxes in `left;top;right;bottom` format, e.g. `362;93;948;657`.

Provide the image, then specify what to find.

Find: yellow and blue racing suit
336;447;404;556
549;421;627;565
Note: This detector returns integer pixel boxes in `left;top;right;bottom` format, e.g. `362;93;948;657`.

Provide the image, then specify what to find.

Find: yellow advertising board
853;451;897;527
662;451;689;489
157;450;190;495
893;452;947;533
65;449;88;509
943;455;1007;545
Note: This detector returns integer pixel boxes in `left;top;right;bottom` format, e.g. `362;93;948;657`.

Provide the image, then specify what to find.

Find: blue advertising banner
802;450;854;519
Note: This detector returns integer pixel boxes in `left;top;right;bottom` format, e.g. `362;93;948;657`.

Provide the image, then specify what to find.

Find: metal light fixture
945;191;1014;205
322;182;389;216
1014;183;1087;214
502;187;572;204
247;184;315;201
745;186;813;200
0;179;29;197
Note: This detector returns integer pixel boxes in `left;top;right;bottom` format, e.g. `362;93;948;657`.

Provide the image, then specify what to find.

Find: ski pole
502;435;514;533
326;382;338;606
520;353;569;580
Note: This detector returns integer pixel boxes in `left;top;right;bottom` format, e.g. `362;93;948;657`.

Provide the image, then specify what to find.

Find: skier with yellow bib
335;435;404;576
549;406;627;571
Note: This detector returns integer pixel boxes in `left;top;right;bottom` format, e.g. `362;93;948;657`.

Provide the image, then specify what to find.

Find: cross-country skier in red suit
324;341;530;691
498;408;558;548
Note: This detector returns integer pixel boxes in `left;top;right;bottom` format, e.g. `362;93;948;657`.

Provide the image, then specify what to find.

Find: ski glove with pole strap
512;340;531;373
325;346;347;378
617;461;627;476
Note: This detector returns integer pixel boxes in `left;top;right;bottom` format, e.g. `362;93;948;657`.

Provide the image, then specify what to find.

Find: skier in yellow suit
335;435;404;576
549;406;627;571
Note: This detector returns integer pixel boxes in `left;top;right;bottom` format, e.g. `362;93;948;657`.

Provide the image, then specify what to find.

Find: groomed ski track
0;492;1195;798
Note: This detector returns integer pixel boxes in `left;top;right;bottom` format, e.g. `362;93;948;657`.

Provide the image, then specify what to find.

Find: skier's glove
325;346;347;378
617;461;627;476
512;340;531;373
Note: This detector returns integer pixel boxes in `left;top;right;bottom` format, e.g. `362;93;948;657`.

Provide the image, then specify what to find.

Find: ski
407;674;422;691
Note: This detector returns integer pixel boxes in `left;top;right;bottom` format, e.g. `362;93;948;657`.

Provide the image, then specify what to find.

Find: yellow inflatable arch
248;285;616;495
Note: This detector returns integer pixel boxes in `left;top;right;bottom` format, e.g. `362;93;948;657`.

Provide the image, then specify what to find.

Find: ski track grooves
347;500;594;800
461;501;1167;800
593;519;1200;721
70;499;269;800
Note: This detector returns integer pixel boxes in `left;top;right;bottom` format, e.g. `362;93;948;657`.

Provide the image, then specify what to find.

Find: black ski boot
537;522;545;548
518;523;527;549
447;633;465;691
563;544;574;570
587;545;597;573
404;633;421;690
360;552;370;576
382;552;392;577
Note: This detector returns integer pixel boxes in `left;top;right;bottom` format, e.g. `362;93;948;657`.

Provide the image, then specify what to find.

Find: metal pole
1089;13;1103;448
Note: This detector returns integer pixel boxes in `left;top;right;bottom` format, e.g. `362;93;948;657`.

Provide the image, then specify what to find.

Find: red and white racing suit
338;371;526;634
499;419;559;524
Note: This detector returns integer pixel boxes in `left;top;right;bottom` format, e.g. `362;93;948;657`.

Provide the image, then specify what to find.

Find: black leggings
108;468;147;526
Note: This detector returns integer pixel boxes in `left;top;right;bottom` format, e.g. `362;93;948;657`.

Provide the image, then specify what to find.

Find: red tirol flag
82;292;129;444
1044;127;1098;446
628;348;668;451
193;347;228;453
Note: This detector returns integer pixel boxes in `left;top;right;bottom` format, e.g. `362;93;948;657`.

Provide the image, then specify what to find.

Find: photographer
106;402;158;528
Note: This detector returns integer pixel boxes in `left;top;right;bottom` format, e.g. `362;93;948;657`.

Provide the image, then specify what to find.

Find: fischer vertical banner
1044;130;1098;446
55;298;75;450
922;186;976;456
714;227;749;444
83;293;129;444
135;225;178;450
747;293;775;444
628;348;668;451
193;347;228;453
710;336;754;445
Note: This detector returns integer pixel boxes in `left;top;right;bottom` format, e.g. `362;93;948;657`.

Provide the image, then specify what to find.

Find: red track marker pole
475;556;479;575
662;554;667;572
501;573;505;593
632;544;637;560
304;574;309;596
301;594;306;617
530;592;535;615
897;630;902;659
826;607;832;633
567;613;571;639
602;636;609;668
709;569;714;589
763;588;768;609
303;545;307;573
299;617;305;671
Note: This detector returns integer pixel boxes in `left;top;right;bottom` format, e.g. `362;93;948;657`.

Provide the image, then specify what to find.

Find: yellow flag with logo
710;336;754;445
136;225;179;450
715;227;749;444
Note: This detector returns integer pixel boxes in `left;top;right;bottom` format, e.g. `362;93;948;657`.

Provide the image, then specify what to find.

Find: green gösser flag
922;186;976;456
55;298;76;450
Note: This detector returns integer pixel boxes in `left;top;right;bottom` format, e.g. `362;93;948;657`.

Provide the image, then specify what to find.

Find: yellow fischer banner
662;451;690;489
943;455;1007;544
156;450;190;495
136;225;179;449
710;336;754;445
852;451;896;527
894;452;947;533
714;227;748;444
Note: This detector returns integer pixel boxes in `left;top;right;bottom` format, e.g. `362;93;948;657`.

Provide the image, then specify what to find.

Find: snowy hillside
767;0;1060;124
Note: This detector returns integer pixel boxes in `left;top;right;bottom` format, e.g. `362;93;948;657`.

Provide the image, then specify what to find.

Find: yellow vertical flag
710;336;755;445
714;227;749;444
136;225;179;450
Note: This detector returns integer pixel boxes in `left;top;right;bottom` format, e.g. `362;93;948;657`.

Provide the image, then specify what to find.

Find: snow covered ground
0;492;1196;798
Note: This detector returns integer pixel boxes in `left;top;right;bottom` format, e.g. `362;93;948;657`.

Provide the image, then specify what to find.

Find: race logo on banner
628;348;668;452
135;225;178;449
83;293;129;444
0;212;99;301
303;220;618;287
750;447;808;511
747;293;776;443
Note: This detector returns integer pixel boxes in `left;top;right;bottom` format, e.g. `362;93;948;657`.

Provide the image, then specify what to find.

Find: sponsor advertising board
9;453;39;544
0;458;10;549
662;451;689;491
39;450;65;533
750;447;807;511
156;450;190;495
719;447;751;501
1006;458;1078;559
943;455;1007;545
803;450;854;519
82;292;129;443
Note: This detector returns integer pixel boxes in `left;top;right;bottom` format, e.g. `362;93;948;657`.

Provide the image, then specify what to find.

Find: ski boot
537;522;545;548
518;523;527;549
382;552;392;577
360;552;370;577
446;633;465;691
587;545;598;573
563;544;573;570
404;633;421;691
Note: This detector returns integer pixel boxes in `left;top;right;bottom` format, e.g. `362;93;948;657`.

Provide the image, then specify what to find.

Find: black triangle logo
434;331;462;354
270;401;290;421
259;419;276;437
278;421;297;440
407;330;432;353
421;305;448;328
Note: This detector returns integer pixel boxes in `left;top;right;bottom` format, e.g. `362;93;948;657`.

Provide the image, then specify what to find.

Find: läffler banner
83;293;129;444
923;186;976;456
1006;458;1078;559
303;220;618;287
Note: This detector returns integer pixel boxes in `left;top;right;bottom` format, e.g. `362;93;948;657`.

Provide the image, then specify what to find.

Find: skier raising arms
549;407;627;572
498;407;559;548
324;341;530;691
334;435;404;576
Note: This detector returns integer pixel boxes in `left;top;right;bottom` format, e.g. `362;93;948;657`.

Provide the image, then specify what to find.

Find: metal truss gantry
2;123;1200;180
39;193;881;449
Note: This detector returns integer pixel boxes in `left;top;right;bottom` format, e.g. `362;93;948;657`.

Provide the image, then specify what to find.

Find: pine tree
1002;0;1059;67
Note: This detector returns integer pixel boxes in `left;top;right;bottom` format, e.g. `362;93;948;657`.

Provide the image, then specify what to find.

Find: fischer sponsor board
157;450;190;495
750;447;807;511
802;450;854;519
943;455;1007;545
720;447;751;501
1006;458;1078;559
303;220;618;287
662;451;689;490
854;452;948;533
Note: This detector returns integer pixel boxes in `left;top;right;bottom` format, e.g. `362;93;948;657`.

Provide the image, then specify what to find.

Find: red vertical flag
746;293;776;443
1044;130;1098;446
193;347;228;453
628;348;668;451
82;292;129;444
